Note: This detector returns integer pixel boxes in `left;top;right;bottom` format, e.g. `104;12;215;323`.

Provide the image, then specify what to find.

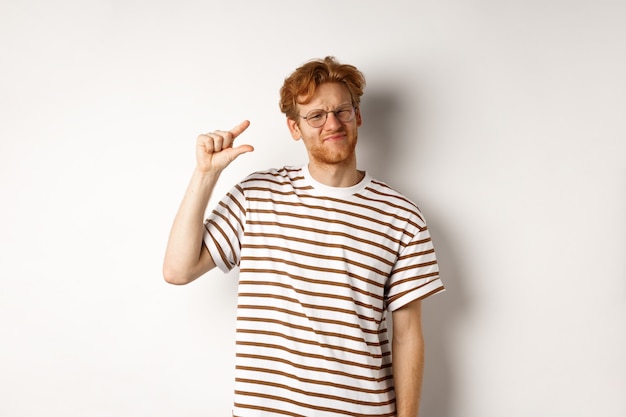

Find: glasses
299;105;356;128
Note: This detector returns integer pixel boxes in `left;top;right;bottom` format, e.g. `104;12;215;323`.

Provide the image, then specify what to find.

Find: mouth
323;132;346;142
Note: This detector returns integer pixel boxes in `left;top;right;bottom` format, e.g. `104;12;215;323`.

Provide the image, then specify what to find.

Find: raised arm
162;120;253;285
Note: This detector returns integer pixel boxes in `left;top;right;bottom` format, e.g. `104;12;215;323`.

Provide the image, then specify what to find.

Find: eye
335;107;353;120
307;111;325;121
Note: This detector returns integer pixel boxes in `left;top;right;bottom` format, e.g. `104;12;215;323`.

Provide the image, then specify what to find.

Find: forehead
298;82;352;111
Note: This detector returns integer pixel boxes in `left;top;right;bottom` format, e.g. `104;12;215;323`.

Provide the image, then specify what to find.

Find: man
163;56;444;417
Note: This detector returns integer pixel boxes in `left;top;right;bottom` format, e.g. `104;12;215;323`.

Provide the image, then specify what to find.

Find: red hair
279;56;366;120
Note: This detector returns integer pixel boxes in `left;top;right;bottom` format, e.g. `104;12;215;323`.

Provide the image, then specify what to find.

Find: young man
163;57;444;417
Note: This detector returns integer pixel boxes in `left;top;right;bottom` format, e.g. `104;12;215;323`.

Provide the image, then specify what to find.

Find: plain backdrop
1;1;625;416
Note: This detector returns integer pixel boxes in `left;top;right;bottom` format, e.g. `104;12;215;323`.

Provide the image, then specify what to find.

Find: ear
355;107;363;127
287;117;302;141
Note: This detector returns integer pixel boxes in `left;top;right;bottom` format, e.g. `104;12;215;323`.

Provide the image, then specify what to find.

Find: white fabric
203;165;444;417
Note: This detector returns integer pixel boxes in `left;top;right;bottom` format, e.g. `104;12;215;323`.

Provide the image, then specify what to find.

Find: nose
323;111;342;129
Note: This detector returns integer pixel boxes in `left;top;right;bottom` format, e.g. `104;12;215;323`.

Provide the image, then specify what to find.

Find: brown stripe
363;183;425;221
234;403;305;417
392;260;438;275
204;222;231;267
387;279;444;305
244;229;395;266
237;316;384;347
247;199;413;236
238;277;384;314
236;329;386;359
235;367;391;394
240;251;388;287
236;353;392;383
234;391;395;417
387;272;439;292
237;304;385;335
236;378;395;406
229;186;246;216
246;219;403;254
397;247;435;262
237;293;383;324
212;206;239;236
236;340;391;370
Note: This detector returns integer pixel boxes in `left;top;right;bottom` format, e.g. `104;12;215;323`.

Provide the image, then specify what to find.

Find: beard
304;130;359;166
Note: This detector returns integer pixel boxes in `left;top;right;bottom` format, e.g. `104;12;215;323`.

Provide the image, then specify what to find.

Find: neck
307;160;363;188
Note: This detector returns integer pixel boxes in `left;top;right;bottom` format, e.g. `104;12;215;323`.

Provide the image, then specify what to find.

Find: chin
316;145;357;164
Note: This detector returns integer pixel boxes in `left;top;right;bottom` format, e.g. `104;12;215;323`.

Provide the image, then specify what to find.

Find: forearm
392;333;425;417
392;300;425;417
163;168;219;284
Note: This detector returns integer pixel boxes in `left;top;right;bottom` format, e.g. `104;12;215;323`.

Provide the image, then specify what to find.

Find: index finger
230;120;251;139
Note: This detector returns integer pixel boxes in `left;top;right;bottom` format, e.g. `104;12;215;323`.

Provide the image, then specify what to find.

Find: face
287;82;362;167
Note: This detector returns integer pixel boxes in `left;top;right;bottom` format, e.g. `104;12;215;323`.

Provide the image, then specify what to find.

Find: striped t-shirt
203;165;444;417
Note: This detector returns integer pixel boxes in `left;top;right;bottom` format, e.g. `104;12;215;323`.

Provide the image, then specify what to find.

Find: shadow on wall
360;88;469;417
357;89;401;182
421;218;467;417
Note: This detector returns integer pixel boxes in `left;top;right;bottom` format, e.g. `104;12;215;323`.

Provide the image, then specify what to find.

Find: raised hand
196;120;254;173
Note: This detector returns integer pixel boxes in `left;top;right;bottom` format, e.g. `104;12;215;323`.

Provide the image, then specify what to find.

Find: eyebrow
306;102;353;111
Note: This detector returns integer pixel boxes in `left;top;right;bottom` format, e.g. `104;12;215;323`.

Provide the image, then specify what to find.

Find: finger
213;120;249;149
197;134;215;153
225;144;255;164
229;120;250;140
208;133;224;151
234;143;254;154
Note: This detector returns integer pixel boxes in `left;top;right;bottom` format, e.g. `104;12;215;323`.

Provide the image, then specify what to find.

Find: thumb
224;143;254;164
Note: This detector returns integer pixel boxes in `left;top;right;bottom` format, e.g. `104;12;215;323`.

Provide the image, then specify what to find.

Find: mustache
322;129;347;138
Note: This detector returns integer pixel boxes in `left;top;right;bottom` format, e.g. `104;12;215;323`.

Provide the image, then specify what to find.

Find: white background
1;1;625;416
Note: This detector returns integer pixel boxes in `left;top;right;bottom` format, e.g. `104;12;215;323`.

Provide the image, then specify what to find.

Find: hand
196;120;254;173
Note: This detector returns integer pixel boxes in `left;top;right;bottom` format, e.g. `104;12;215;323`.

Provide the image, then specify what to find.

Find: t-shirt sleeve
202;183;247;273
385;223;444;312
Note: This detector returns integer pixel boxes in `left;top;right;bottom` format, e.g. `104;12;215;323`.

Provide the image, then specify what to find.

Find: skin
162;82;425;416
162;120;252;284
286;82;363;187
392;299;425;417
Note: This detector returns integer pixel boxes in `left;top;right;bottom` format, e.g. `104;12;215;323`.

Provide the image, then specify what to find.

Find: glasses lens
335;107;355;123
304;106;355;127
306;110;326;127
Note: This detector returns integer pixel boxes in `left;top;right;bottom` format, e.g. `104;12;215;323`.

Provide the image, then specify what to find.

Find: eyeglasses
299;105;356;128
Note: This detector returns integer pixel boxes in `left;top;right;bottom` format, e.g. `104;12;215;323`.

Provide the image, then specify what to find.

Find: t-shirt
203;165;444;417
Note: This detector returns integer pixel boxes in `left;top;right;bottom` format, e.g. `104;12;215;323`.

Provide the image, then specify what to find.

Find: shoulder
364;177;421;211
242;166;303;182
238;165;307;193
362;177;427;228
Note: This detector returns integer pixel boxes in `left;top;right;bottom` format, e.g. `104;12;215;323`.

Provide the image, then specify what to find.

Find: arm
392;299;425;417
162;120;253;285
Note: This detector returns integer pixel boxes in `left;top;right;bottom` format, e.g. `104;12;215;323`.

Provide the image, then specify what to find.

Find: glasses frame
299;105;356;128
